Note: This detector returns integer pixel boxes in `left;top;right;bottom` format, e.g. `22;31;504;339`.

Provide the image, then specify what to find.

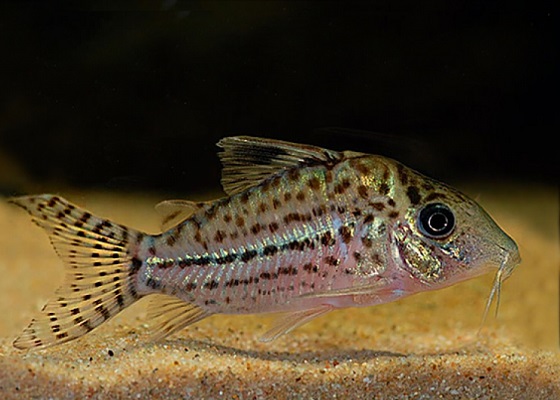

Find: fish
8;136;521;350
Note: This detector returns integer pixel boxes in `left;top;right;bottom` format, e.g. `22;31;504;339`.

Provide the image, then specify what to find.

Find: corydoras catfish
9;136;520;349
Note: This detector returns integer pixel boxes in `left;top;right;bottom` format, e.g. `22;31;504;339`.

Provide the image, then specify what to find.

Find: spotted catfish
9;136;520;349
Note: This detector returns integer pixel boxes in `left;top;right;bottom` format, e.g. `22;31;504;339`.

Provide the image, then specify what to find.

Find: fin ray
9;194;144;350
155;199;203;231
217;136;343;195
260;305;333;342
147;294;212;342
296;280;390;300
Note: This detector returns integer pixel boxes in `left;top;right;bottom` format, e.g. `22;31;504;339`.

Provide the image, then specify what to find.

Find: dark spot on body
205;205;218;220
397;163;409;185
372;253;383;265
145;278;159;290
178;258;192;268
287;240;305;251
235;216;245;227
389;211;399;219
371;202;385;211
278;266;298;275
260;272;271;280
296;191;306;201
204;280;219;290
214;230;226;243
284;192;292;202
422;182;435;191
308;177;321;190
425;192;447;202
223;213;232;223
338;226;353;244
406;186;422;206
288;168;300;181
358;185;369;199
192;255;211;266
320;231;335;246
225;279;240;287
240;249;258;262
313;205;325;217
379;183;390;195
283;213;303;224
303;263;319;273
250;224;262;235
272;198;281;209
268;222;279;233
324;256;340;266
355;162;371;175
334;179;351;194
240;192;250;204
219;253;237;264
263;244;278;256
260;180;272;193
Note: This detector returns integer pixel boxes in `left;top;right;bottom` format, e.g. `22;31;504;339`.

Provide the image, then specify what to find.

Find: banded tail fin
9;194;146;350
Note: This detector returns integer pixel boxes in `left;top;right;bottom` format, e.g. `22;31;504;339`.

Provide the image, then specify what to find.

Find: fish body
9;136;520;349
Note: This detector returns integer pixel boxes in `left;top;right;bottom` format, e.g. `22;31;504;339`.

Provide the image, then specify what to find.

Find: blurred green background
0;1;556;195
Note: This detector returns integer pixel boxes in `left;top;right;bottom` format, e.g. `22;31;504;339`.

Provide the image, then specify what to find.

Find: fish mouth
486;240;521;283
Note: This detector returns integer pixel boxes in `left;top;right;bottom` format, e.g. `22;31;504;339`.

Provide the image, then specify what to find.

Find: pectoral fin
259;304;333;342
296;280;390;299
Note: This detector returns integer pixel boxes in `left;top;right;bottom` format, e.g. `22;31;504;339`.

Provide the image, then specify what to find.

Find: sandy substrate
0;185;558;399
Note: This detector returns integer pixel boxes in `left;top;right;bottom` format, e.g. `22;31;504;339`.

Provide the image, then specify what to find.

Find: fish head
388;164;521;292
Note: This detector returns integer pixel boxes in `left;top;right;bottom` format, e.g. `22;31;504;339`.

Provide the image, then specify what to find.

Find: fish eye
417;203;455;239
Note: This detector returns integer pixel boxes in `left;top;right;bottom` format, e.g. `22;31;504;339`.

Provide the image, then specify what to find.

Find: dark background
0;1;557;196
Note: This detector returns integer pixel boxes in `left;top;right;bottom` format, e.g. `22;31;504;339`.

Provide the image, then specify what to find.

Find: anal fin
147;294;212;342
259;305;333;342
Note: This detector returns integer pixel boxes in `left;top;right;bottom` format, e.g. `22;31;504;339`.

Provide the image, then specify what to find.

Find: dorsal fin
217;136;344;196
155;199;203;231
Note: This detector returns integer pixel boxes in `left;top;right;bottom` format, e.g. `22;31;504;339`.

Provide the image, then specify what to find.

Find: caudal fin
9;194;146;350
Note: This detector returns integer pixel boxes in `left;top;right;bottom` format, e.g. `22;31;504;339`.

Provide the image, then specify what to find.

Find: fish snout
496;236;521;281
